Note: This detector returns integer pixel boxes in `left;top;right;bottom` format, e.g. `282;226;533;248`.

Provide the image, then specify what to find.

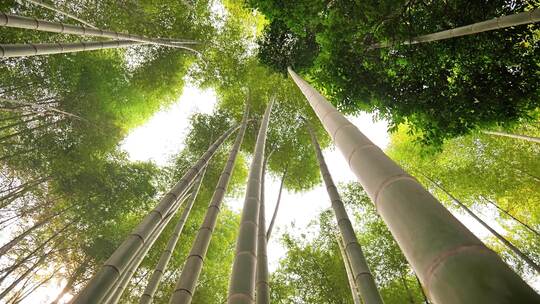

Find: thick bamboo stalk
255;154;270;304
71;125;239;304
140;167;207;304
482;130;540;144
228;99;274;304
0;13;196;51
22;0;97;28
288;67;540;303
480;196;540;237
0;40;141;58
305;120;383;304
372;8;540;48
422;175;540;274
337;236;362;304
169;107;249;304
266;166;287;241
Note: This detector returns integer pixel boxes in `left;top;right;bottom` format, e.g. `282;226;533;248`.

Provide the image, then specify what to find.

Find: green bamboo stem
305;119;383;304
480;196;540;238
482;130;540;144
372;8;540;48
21;0;97;28
228;99;274;304
0;40;140;58
0;12;197;52
422;175;540;274
71;124;239;304
169;107;248;304
139;167;207;304
288;67;540;303
266;165;287;241
337;235;362;304
255;152;271;304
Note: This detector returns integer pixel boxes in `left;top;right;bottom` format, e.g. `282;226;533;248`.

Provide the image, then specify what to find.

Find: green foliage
249;0;540;145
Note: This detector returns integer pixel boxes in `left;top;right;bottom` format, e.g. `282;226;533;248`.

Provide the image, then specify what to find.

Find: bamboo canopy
288;67;540;303
372;8;540;48
0;40;140;58
169;107;249;304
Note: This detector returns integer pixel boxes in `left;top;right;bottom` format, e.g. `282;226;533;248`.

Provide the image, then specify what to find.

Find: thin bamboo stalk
255;153;271;304
0;13;197;52
422;175;540;274
480;196;540;237
22;0;98;28
139;167;207;304
0;40;141;58
482;130;540;144
169;107;249;304
71;124;239;304
228;99;274;304
372;9;540;48
288;67;540;303
305;119;383;304
337;236;362;304
266;166;287;241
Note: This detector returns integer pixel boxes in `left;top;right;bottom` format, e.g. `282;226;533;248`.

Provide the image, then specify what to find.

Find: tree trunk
288;67;540;303
337;236;362;304
71;124;240;304
0;13;198;52
227;99;274;304
23;0;98;28
372;9;540;48
0;40;141;58
139;166;208;304
422;175;540;274
482;130;540;144
266;165;287;241
305;119;383;304
169;106;249;304
480;196;540;237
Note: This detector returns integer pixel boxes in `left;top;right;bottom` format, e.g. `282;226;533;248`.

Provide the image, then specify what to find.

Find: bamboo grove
1;0;539;303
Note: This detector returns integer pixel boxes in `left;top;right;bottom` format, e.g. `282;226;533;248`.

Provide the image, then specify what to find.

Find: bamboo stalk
0;12;198;52
169;106;249;304
266;166;287;241
304;118;383;304
422;175;540;274
337;235;362;304
372;9;540;48
288;67;540;303
22;0;98;28
228;99;274;304
0;40;141;58
71;124;240;304
482;130;540;144
480;196;540;238
255;152;271;304
139;167;207;304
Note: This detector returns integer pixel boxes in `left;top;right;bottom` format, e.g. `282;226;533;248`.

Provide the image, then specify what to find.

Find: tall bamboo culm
305;120;383;304
71;125;240;304
288;68;540;303
139;166;207;304
0;40;141;58
372;8;540;48
0;13;193;50
337;236;362;304
255;154;270;304
169;107;249;304
228;99;274;304
482;130;540;144
22;0;98;28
